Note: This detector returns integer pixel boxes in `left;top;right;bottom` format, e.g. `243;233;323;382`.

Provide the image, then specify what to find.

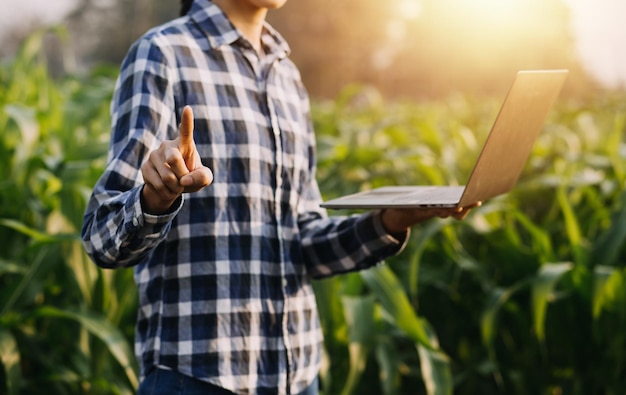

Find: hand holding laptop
381;201;482;234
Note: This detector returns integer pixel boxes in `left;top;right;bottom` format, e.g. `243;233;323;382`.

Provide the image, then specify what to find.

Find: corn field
2;30;626;395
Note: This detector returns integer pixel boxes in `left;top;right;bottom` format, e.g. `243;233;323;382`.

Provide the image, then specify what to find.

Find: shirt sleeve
299;207;409;279
81;34;181;269
295;100;408;278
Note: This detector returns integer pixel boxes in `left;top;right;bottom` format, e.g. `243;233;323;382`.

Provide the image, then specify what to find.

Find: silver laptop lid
458;69;568;206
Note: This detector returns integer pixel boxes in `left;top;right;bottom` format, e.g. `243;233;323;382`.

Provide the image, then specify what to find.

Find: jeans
138;368;319;395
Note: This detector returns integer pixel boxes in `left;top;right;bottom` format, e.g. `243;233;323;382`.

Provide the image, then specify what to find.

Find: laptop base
320;186;464;209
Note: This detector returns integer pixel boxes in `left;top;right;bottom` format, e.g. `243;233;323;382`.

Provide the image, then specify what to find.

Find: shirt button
282;279;288;288
132;217;140;227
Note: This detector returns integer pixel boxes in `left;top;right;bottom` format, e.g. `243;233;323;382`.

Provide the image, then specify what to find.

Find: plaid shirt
81;1;405;394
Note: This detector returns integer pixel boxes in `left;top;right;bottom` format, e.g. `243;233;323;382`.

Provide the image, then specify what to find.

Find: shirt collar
189;0;291;59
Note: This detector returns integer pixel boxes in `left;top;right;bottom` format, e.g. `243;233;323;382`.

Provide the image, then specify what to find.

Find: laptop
320;69;568;209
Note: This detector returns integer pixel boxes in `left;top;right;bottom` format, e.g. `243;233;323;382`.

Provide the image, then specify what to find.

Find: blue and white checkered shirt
81;1;406;393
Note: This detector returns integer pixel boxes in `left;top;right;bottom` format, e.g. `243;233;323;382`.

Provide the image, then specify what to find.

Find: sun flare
455;0;526;21
395;0;423;20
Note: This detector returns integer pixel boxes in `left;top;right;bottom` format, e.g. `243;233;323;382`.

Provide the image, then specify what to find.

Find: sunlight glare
454;0;526;21
386;20;407;42
435;0;546;47
396;0;422;20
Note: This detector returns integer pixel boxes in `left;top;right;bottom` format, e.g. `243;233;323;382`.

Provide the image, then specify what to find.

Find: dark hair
180;0;193;16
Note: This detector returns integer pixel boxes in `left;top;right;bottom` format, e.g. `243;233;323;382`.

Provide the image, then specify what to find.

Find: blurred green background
2;1;626;394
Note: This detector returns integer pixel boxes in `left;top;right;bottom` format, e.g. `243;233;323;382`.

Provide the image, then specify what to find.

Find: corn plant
0;29;138;395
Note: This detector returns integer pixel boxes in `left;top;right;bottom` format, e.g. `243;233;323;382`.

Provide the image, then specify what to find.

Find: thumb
179;105;195;170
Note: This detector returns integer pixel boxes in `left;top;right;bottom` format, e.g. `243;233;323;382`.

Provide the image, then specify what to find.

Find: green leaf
312;277;348;394
592;265;616;319
592;266;626;318
417;322;454;395
1;247;49;316
511;210;554;260
313;277;347;344
556;188;587;265
342;296;376;345
340;296;376;395
590;190;626;266
4;104;39;152
0;329;21;395
0;219;76;244
0;259;27;276
362;266;453;395
33;306;138;389
481;280;530;355
417;336;453;395
361;265;434;350
375;337;401;395
408;220;448;300
531;262;574;342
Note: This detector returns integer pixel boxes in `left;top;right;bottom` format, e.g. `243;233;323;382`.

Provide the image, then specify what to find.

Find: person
81;0;479;394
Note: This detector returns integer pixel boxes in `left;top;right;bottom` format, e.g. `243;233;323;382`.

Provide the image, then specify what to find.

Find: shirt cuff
354;210;410;261
372;209;410;246
126;186;184;238
372;210;410;253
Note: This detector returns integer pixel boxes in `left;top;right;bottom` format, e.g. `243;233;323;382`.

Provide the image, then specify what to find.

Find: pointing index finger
179;105;194;150
178;105;196;171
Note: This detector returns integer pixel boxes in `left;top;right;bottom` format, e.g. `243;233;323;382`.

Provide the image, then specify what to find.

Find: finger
180;166;214;191
437;209;453;218
178;105;195;170
164;147;191;179
465;201;482;209
179;105;194;149
142;160;183;199
453;210;470;220
147;146;190;192
452;204;478;220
